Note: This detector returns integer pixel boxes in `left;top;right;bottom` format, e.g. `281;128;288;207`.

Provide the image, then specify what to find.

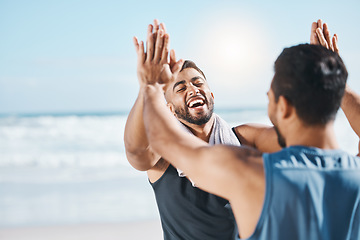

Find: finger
133;37;145;64
152;19;161;45
139;40;145;63
170;49;177;70
317;19;323;30
133;36;140;52
153;19;160;32
333;34;339;54
310;22;320;44
316;28;329;49
160;22;167;33
153;29;165;63
160;33;170;64
147;24;153;40
172;58;185;74
323;23;334;51
146;24;155;62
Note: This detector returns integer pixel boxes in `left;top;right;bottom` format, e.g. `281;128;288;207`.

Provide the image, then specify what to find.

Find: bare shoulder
233;123;271;131
233;123;272;146
233;123;280;153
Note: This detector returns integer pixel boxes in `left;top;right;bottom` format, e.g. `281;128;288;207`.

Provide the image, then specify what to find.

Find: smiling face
165;68;214;126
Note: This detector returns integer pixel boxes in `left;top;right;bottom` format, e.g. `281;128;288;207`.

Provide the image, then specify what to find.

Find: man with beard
124;21;280;239
141;21;360;239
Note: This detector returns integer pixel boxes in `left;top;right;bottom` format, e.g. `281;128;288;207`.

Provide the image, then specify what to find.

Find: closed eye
176;86;186;93
192;78;205;87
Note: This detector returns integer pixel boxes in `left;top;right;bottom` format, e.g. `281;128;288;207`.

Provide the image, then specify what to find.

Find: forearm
124;88;159;170
341;85;360;138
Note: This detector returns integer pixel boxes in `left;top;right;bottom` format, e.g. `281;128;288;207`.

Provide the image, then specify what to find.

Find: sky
1;0;360;114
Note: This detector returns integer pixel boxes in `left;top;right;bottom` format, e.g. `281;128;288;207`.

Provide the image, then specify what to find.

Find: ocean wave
0;115;129;167
0;110;358;169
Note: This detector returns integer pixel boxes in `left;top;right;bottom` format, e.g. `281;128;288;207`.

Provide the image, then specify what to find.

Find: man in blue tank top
140;20;360;239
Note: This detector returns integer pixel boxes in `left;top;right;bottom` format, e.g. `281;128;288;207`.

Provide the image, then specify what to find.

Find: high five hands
310;19;339;54
133;19;184;90
133;18;339;91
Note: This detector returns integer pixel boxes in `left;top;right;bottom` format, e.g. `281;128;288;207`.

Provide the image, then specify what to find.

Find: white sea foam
0;115;128;168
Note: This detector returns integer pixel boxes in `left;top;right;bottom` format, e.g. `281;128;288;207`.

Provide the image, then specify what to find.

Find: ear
167;102;176;115
277;95;294;120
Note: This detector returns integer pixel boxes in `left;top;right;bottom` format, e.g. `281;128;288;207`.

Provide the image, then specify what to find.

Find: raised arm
310;19;360;154
124;20;164;171
342;85;360;154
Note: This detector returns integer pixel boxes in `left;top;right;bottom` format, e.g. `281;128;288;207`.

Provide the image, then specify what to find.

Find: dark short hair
181;60;206;79
272;44;348;125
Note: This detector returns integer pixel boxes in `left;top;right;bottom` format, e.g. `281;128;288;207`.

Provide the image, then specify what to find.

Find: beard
174;97;214;125
273;125;286;148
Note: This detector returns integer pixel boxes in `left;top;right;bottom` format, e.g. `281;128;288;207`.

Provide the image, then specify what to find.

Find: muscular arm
342;85;360;137
341;85;360;155
124;87;160;171
124;21;165;171
233;124;281;153
143;84;265;238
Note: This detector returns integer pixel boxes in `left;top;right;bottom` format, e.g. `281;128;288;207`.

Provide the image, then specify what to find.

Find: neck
181;115;215;143
285;121;339;149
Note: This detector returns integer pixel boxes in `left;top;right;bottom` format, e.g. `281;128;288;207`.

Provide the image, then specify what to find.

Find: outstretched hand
133;20;184;91
310;19;339;54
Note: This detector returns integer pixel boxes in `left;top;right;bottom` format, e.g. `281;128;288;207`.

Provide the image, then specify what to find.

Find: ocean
0;109;358;228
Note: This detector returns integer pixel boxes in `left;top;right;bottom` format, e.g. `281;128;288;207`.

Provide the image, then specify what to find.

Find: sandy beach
0;219;163;240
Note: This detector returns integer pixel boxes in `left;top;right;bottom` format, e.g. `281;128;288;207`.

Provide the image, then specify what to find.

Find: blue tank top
245;146;360;240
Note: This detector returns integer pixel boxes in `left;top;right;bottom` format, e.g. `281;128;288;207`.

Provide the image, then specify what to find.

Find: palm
134;21;183;89
137;61;174;86
310;19;339;54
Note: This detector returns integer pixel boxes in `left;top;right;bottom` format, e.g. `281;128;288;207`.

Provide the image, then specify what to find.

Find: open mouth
187;97;206;109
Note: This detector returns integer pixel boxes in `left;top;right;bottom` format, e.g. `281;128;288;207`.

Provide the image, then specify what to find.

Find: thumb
133;36;140;51
169;49;176;68
172;59;184;74
310;22;320;45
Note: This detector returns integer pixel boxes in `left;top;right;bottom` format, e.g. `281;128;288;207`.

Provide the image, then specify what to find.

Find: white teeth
188;99;204;108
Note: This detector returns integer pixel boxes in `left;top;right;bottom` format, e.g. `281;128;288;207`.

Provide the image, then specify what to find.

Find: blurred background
0;0;359;238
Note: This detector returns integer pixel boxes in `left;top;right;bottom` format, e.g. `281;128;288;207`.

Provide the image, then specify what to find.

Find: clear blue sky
1;0;359;114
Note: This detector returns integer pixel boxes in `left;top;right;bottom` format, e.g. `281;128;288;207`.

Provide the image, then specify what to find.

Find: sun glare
209;22;264;73
191;13;272;86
